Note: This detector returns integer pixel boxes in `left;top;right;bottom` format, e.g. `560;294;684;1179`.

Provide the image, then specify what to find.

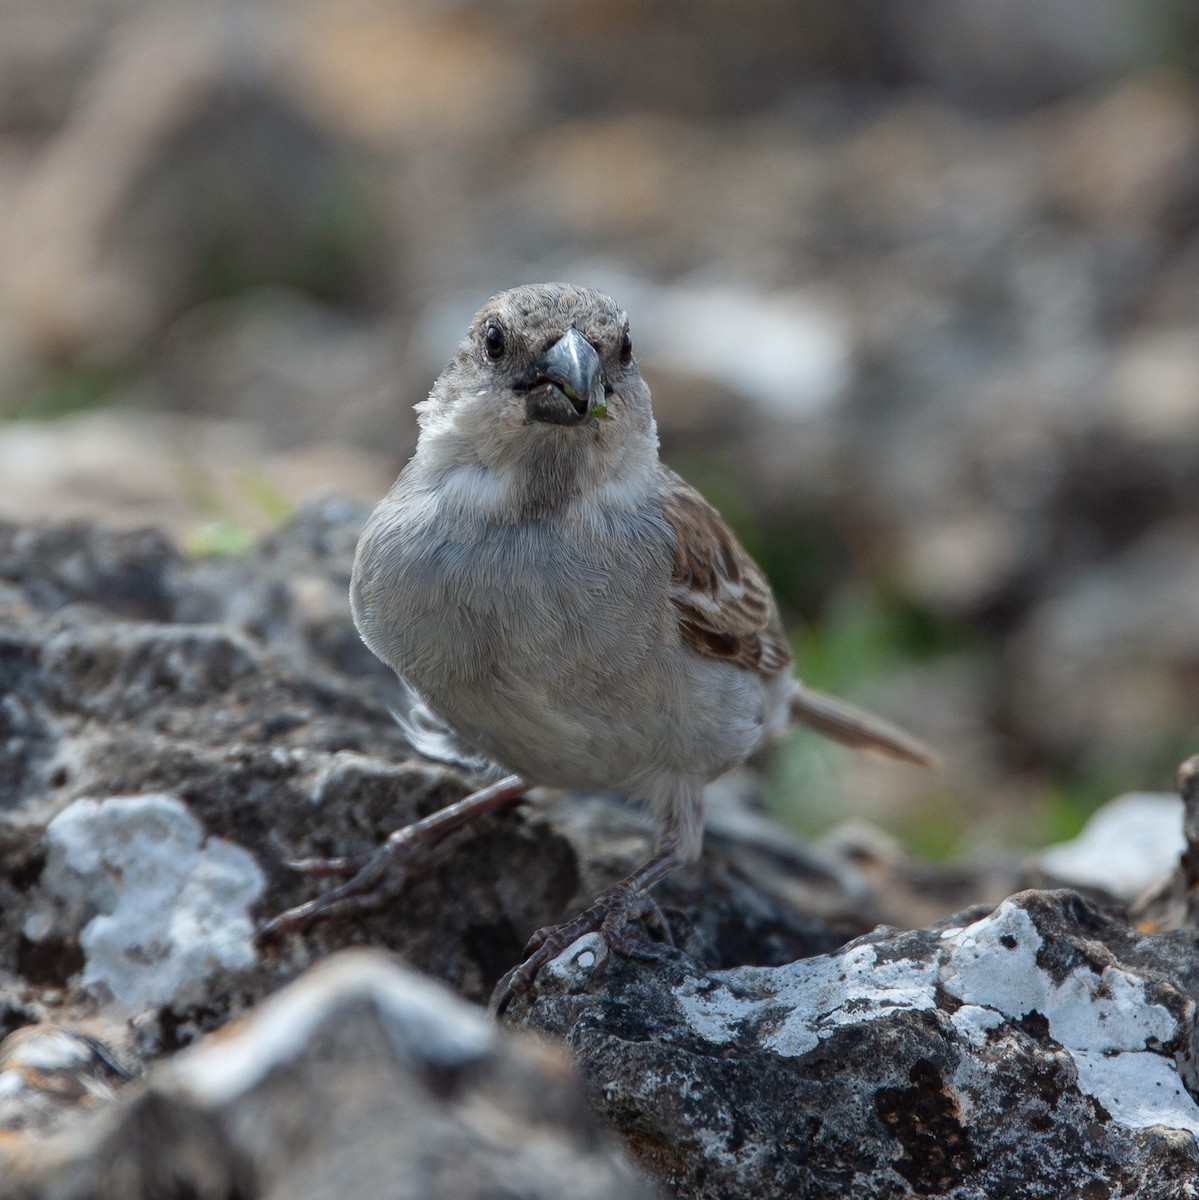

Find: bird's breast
351;476;777;791
354;484;673;694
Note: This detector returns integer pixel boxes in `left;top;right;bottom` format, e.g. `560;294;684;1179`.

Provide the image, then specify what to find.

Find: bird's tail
788;683;942;768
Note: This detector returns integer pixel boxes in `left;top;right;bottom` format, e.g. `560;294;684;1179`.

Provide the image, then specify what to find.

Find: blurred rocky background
2;0;1198;859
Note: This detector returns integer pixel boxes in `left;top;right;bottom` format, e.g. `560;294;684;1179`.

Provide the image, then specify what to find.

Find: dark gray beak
521;326;603;426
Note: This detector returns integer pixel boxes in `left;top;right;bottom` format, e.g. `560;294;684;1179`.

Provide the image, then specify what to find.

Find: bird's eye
484;324;505;360
620;329;633;362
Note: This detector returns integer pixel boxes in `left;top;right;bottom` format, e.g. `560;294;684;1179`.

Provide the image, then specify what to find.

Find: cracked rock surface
510;891;1199;1199
2;506;1198;1198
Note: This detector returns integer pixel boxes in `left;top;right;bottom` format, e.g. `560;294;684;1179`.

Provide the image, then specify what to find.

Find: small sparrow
263;283;938;1013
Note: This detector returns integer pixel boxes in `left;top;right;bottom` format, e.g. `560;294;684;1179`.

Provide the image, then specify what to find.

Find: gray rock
0;504;884;1026
0;412;395;544
1007;521;1199;757
4;507;1199;1198
1133;756;1199;935
5;950;656;1200
510;890;1199;1199
148;289;414;454
1035;791;1185;902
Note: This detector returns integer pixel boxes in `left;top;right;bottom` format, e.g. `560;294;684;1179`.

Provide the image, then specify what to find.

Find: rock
894;510;1023;614
1007;521;1199;758
1133;757;1199;934
0;516;179;621
815;820;1025;932
5;950;656;1200
294;4;532;144
1035;791;1185;902
4;508;1199;1196
511;890;1199;1198
505;0;1173;116
623;277;853;421
0;504;891;1029
24;794;264;1010
879;1;1168;108
0;0;125;137
1108;329;1199;444
148;289;415;454
0;411;395;544
1047;78;1199;231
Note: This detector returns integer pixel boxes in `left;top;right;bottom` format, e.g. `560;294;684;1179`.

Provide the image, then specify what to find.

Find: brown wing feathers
660;469;942;768
660;472;793;675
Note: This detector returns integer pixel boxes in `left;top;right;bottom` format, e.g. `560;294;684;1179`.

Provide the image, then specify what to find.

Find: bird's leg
489;843;680;1018
258;774;529;941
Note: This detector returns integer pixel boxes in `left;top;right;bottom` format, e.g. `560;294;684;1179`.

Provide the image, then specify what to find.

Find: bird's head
414;283;657;501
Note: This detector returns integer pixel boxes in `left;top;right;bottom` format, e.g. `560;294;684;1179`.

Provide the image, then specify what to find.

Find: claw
258;848;403;942
608;891;674;947
601;893;674;959
522;925;552;957
281;853;371;877
257;775;529;946
489;849;680;1019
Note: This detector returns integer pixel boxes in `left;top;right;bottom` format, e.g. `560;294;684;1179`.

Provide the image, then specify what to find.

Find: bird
261;282;939;1014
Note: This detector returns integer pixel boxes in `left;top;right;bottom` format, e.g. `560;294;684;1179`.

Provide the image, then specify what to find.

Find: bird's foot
257;774;528;943
489;877;674;1018
257;824;428;941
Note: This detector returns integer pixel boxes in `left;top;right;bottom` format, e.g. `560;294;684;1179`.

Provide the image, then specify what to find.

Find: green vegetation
759;582;976;859
790;586;976;694
5;363;126;421
184;519;259;559
178;463;293;559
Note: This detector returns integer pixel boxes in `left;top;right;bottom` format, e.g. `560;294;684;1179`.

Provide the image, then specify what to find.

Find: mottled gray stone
5;951;656;1200
510;890;1199;1199
0;504;893;1026
3;508;1199;1199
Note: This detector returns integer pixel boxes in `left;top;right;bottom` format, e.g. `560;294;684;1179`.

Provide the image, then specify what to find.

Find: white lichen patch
673;897;1199;1138
949;1004;1006;1049
943;903;1199;1136
169;950;494;1105
673;979;762;1047
542;932;608;990
675;940;939;1058
24;794;264;1009
1073;1050;1199;1134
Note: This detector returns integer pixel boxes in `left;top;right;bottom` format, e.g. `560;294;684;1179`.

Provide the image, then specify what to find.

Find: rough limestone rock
1134;756;1199;934
2;505;1198;1198
0;503;929;1029
1035;790;1185;902
6;950;655;1200
24;794;264;1009
511;890;1199;1199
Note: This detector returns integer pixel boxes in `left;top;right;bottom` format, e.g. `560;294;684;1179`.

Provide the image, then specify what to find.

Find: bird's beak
521;326;604;426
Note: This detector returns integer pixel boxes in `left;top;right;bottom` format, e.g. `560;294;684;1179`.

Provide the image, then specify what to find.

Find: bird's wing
659;469;793;675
